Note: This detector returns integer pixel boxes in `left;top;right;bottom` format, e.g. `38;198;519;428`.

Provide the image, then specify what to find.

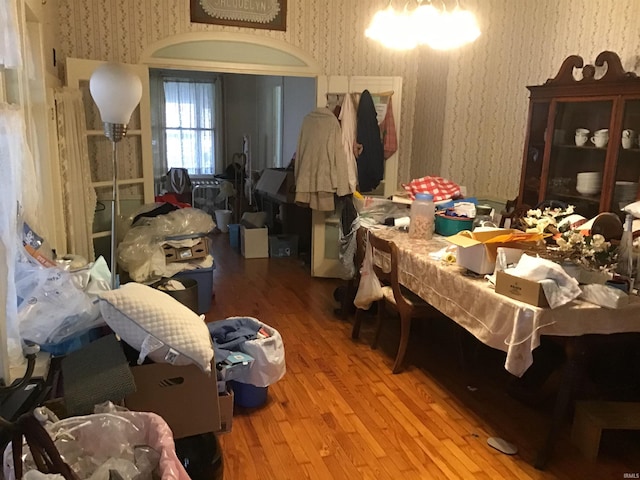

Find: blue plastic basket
229;380;268;408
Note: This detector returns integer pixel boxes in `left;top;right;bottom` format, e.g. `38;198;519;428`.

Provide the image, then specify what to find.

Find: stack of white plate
576;172;602;195
614;181;638;208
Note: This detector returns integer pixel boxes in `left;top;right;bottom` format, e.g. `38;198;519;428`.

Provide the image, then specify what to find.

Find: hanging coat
356;90;384;192
295;107;350;211
379;96;398;160
339;93;358;193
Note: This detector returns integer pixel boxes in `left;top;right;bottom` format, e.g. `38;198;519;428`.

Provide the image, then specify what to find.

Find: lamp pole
89;63;142;289
104;124;127;289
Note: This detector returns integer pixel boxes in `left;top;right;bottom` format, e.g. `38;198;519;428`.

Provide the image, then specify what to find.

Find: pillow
97;283;213;373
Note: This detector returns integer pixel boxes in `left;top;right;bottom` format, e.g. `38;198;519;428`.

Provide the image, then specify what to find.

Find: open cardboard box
125;361;222;438
218;383;234;433
255;168;296;203
447;228;542;274
495;270;549;307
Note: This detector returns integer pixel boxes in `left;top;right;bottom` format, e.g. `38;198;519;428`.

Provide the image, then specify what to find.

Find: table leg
534;337;588;470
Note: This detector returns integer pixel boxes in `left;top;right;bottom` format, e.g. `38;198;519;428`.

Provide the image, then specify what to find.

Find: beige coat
295;107;350;211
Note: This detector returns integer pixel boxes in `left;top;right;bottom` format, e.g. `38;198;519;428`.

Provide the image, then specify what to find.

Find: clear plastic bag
15;250;108;346
353;196;408;225
353;233;383;310
3;406;189;480
118;207;215;283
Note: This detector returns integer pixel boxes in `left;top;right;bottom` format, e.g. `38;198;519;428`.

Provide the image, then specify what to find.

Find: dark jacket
356;90;384;192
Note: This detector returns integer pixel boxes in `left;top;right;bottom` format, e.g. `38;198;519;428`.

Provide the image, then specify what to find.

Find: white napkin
504;254;581;308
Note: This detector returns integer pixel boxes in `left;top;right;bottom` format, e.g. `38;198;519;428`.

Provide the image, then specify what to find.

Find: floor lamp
89;63;142;289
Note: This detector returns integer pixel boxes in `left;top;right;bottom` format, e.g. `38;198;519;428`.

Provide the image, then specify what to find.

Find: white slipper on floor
487;437;518;455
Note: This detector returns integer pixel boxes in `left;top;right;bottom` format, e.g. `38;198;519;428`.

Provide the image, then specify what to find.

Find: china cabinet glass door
611;98;640;212
520;101;549;207
545;99;613;218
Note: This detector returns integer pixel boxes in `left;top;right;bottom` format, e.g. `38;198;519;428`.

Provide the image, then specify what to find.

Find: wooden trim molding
545;50;638;86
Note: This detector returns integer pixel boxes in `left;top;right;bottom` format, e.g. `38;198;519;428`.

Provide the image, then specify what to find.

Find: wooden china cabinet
518;51;640;219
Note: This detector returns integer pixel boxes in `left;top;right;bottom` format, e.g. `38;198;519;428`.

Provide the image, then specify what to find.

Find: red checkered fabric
402;176;462;202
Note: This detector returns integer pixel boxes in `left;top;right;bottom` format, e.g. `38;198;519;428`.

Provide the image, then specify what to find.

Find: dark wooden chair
499;198;531;229
351;231;439;373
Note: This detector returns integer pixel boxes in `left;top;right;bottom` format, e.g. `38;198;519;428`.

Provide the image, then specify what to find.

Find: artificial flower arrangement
520;204;576;235
519;204;617;273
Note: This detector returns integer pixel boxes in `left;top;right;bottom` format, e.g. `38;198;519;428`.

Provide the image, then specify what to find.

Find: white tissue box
495;271;549;307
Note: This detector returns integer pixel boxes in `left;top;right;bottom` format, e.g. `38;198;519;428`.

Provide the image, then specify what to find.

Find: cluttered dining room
2;0;640;479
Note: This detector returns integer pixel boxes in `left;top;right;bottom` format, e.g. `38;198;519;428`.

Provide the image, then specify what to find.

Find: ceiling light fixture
366;0;481;51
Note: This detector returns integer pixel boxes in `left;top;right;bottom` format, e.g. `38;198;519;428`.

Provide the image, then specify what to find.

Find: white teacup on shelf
622;129;636;138
591;134;609;148
622;137;635;149
575;134;589;146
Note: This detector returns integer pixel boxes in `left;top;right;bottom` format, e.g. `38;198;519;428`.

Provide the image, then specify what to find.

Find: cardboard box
218;384;234;433
447;229;539;274
125;362;221;439
495;271;549;307
163;237;208;263
255;168;296;203
241;226;269;258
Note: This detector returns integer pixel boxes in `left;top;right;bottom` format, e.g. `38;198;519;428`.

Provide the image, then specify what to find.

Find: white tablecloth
371;227;640;376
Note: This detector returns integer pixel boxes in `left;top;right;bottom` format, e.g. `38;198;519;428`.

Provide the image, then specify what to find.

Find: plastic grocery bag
353;232;383;310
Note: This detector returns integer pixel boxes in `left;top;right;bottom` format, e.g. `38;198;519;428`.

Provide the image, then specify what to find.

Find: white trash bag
353;232;383;310
209;316;286;388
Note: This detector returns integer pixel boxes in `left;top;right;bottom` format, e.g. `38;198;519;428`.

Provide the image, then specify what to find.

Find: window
150;70;222;188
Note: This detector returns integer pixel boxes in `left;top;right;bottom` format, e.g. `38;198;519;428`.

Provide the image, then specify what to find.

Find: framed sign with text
190;0;287;31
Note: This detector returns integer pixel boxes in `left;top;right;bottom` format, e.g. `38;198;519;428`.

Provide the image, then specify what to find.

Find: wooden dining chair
499;198;531;229
351;232;439;373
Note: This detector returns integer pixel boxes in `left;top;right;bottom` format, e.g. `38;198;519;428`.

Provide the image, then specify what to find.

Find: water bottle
617;213;636;291
409;193;435;240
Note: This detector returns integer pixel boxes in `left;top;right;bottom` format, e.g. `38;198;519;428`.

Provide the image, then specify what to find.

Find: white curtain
54;88;96;261
149;71;220;186
0;104;28;367
0;0;22;68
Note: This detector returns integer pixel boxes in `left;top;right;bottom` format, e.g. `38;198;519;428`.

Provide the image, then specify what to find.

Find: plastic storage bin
269;234;299;258
435;213;474;236
228;224;240;252
173;266;214;314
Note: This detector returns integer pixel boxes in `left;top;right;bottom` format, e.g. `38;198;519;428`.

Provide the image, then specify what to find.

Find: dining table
368;225;640;469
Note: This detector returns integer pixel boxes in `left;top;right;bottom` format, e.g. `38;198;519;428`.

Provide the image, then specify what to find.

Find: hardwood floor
207;234;639;479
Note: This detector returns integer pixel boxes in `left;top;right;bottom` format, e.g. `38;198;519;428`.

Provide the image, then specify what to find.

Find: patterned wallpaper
56;0;451;191
57;0;639;202
433;0;640;202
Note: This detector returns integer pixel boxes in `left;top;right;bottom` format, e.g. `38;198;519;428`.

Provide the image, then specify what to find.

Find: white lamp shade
89;63;143;125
